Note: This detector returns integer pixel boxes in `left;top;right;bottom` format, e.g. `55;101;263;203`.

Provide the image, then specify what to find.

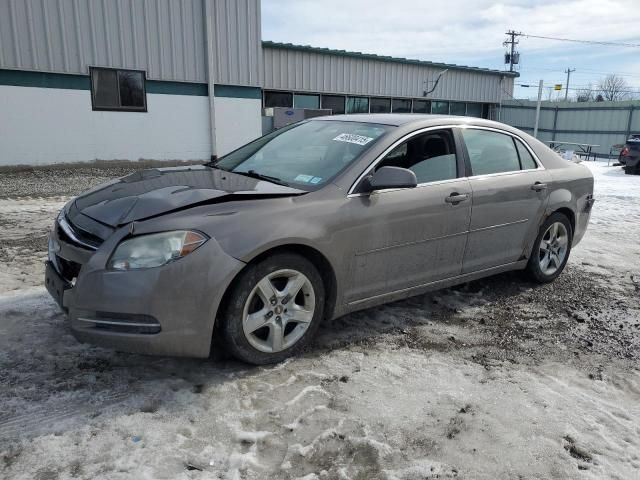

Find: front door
342;128;472;303
459;127;550;273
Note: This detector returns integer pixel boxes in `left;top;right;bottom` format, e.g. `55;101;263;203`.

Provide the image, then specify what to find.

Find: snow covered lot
0;162;639;480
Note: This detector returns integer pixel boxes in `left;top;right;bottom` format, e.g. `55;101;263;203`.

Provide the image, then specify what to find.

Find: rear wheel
526;213;573;283
218;253;324;364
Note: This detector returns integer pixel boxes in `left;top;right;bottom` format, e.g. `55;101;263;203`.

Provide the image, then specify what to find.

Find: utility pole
503;30;521;72
534;80;544;138
564;68;576;101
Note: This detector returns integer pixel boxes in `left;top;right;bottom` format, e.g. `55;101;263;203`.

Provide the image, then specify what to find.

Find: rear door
459;127;550;273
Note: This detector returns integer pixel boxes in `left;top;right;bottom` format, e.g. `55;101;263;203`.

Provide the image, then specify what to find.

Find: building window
90;67;146;112
432;101;449;114
346;96;369;113
294;93;320;109
413;100;431;113
370;98;391;113
450;102;466;116
321;95;345;114
392;99;411;113
466;103;483;118
264;91;293;108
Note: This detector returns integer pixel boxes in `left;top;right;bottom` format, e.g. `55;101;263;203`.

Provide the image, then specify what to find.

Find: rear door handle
445;193;469;204
531;182;548;192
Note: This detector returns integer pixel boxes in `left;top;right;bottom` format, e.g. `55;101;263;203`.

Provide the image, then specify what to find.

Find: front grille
57;215;103;250
57;256;82;283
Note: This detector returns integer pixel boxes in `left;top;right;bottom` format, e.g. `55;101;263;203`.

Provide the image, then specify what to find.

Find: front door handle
531;182;548;192
445;193;469;204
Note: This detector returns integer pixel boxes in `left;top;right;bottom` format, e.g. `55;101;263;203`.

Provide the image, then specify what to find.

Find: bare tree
597;74;629;101
575;83;593;102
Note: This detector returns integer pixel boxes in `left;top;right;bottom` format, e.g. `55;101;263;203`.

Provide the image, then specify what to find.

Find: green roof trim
262;41;519;78
214;84;262;99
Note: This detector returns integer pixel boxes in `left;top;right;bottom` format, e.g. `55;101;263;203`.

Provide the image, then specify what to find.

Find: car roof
312;113;505;129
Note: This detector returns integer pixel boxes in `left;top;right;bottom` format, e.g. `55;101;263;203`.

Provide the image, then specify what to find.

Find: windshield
215;120;391;189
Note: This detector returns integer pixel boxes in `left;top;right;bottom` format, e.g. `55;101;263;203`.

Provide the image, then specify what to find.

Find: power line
516;81;640;91
521;33;640;48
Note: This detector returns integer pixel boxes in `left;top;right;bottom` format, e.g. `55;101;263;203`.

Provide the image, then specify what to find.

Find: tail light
621;146;630;157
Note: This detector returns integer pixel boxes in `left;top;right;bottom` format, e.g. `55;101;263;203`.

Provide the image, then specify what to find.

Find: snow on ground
0;162;639;480
0;198;68;292
571;162;640;277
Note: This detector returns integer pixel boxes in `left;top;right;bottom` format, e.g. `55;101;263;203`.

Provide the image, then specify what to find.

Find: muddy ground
0;161;638;480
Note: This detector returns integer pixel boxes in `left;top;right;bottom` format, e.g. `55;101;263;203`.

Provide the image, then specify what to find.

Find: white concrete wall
0;85;212;165
214;96;263;156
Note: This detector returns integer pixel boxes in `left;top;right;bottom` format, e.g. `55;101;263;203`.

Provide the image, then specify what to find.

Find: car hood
71;165;306;227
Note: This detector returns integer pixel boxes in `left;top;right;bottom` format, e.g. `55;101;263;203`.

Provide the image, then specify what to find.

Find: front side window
90;67;146;111
376;130;458;184
215;120;391;190
462;129;521;175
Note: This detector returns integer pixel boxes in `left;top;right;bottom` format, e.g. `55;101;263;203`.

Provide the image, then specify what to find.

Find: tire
526;213;573;284
625;165;639;175
218;252;325;365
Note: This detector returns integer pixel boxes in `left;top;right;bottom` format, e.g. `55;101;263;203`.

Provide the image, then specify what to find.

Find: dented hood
72;165;305;227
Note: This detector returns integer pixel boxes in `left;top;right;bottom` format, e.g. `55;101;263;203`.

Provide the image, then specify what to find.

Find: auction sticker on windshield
333;133;375;146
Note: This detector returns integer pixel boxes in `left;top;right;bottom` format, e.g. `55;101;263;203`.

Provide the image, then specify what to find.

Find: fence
496;99;640;158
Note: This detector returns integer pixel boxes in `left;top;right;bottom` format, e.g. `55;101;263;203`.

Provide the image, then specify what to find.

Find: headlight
108;230;208;270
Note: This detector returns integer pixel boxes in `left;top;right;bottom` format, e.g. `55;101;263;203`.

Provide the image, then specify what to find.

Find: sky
262;0;640;101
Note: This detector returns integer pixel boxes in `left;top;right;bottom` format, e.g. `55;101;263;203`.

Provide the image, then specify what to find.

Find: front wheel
218;253;325;365
526;213;573;283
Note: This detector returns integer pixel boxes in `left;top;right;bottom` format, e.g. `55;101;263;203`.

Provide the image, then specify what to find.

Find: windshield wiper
233;170;289;187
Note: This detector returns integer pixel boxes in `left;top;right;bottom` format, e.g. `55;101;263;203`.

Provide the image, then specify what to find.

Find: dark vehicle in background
619;135;640;174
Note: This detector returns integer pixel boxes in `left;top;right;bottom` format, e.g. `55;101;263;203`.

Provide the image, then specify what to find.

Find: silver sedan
45;114;595;364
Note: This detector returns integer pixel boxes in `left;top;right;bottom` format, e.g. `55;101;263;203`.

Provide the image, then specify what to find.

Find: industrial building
0;0;517;165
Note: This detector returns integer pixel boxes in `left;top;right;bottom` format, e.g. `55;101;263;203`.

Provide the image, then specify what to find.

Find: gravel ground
0;161;639;479
0;160;198;199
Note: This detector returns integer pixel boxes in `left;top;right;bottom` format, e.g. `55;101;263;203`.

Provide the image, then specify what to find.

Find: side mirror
360;166;418;193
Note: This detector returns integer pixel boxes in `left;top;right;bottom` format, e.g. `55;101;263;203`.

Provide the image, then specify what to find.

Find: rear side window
515;139;538;169
462;129;520;175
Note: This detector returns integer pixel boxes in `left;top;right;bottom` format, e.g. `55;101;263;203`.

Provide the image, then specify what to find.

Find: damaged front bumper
45;213;245;358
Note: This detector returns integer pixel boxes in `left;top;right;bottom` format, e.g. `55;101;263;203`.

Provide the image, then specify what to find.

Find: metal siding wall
262;46;512;103
500;100;640;155
0;0;261;85
209;0;261;86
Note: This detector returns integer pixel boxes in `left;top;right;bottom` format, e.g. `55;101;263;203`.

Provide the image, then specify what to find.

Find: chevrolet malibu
45;114;595;364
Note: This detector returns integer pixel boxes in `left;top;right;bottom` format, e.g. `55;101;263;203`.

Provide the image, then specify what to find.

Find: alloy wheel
242;269;316;353
538;222;569;276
